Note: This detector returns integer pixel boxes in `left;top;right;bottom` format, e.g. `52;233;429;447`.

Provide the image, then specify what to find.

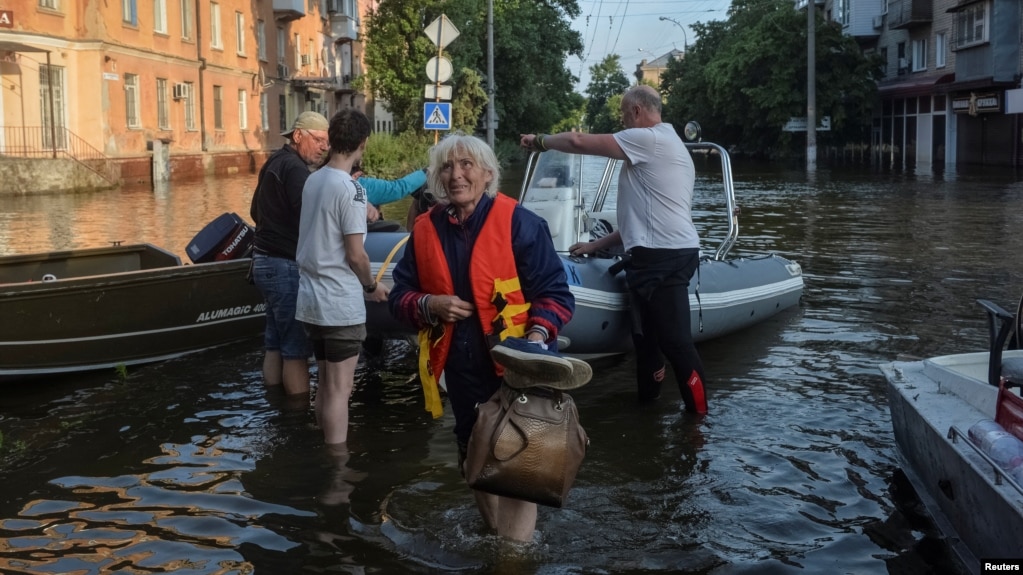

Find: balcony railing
887;0;932;29
0;126;116;184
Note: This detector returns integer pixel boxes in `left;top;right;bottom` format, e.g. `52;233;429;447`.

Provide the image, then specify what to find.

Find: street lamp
659;16;687;51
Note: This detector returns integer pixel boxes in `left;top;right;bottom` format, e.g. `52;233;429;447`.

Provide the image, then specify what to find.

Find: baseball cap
281;111;328;138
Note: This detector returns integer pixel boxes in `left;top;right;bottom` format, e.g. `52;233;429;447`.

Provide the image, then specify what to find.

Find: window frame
213;85;224;130
953;1;989;50
125;73;141;128
210;2;222;50
238;89;248;130
38;0;59;10
235;11;245;55
122;0;137;26
911;38;927;72
257;20;267;61
935;32;947;67
157;78;169;129
184;82;196;131
180;0;194;39
154;0;167;34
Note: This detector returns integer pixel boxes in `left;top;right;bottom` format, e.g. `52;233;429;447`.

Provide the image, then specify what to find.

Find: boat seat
977;293;1023;388
996;384;1023;440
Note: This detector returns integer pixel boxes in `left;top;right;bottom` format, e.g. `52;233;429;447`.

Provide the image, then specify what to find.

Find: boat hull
882;354;1023;572
365;232;803;354
0;244;264;381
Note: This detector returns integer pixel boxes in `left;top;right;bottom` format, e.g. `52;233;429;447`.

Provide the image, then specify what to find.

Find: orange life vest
413;194;531;417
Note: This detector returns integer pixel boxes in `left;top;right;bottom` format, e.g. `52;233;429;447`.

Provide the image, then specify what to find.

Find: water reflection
1;163;1021;573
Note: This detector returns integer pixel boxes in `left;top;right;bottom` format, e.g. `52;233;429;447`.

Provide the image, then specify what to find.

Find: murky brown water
1;160;1021;573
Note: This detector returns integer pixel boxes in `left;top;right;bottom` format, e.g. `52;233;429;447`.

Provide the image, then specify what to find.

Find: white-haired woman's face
439;150;493;210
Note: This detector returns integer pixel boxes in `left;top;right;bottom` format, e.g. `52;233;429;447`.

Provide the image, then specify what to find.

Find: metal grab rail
948;425;1023;496
0;126;116;184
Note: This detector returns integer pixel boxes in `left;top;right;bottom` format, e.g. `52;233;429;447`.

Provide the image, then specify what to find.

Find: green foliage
360;132;432;178
660;0;881;155
115;363;128;380
551;92;586;133
585;55;630;133
451;68;488;134
363;0;583;138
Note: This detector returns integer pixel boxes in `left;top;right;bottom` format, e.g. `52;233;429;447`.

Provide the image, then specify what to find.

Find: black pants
627;247;708;413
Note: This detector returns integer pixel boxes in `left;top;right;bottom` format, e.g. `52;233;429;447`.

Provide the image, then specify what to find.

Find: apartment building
0;0;364;184
831;0;1022;167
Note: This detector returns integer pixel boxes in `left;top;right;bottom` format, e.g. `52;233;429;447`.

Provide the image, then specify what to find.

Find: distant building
0;0;368;188
634;49;684;87
821;0;1022;167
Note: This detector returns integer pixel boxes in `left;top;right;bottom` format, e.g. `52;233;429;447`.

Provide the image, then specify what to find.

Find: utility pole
486;0;496;148
806;0;816;172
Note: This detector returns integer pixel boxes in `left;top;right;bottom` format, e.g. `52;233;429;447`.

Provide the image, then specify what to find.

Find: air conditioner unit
277;63;290;78
898;57;908;69
872;14;884;29
300;54;312;66
172;83;189;100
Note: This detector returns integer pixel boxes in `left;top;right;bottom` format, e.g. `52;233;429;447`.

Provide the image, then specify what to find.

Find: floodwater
1;159;1022;574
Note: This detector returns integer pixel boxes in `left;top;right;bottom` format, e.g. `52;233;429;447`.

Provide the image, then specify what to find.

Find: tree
585;55;629;133
660;0;882;155
362;0;583;139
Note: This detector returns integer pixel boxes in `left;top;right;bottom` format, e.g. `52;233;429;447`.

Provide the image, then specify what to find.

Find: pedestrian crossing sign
424;102;452;131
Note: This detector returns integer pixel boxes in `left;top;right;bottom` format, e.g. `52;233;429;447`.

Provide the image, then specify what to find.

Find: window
184;82;195;130
122;0;137;26
213;85;223;129
235;12;245;54
38;0;59;10
279;95;287;132
210;2;222;49
880;47;888;76
180;0;193;39
260;93;269;131
39;65;67;149
896;41;907;73
954;2;988;49
911;39;927;72
154;0;166;33
935;32;947;67
125;73;140;128
257;20;266;61
277;27;286;60
294;33;301;69
238;90;248;130
157;78;169;129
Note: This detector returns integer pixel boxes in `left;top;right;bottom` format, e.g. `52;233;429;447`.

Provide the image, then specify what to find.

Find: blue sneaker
503;355;592;390
491;337;585;388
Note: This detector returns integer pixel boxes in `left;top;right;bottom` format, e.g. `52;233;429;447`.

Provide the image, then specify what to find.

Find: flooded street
1;160;1022;574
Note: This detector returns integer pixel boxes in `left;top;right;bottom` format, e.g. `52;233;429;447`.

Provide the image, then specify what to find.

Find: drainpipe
196;0;207;151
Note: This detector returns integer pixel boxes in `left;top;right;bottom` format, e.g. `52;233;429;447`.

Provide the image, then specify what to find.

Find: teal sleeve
361;169;428;206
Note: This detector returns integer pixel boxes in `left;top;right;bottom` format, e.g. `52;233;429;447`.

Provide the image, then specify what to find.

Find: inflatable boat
365;132;803;355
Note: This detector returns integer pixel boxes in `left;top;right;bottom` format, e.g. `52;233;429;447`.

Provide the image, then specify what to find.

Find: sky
569;0;733;92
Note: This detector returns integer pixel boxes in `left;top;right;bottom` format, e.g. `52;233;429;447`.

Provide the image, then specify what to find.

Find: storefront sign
952;92;1000;115
0;10;13;28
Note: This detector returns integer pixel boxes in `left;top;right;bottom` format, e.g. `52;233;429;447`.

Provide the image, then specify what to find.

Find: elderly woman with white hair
388;133;575;542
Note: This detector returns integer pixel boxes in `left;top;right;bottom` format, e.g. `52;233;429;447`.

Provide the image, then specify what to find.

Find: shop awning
878;74;954;98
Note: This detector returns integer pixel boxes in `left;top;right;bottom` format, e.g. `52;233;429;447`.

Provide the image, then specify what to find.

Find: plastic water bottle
968;419;1023;477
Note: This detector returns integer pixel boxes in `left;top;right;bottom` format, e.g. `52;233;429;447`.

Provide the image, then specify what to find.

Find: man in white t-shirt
296;108;389;445
519;85;708;414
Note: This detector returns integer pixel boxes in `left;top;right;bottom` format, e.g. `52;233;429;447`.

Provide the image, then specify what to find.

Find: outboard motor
186;212;254;264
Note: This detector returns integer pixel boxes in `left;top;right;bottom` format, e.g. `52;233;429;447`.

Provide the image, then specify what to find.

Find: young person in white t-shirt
296;108;389;445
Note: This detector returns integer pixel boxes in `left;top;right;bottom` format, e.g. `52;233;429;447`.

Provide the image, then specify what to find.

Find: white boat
880;296;1023;572
365;130;804;355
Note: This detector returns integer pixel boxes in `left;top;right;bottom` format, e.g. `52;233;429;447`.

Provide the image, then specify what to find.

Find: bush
361;131;432;179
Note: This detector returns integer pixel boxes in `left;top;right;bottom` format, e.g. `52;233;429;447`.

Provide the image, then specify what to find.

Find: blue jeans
252;254;311;360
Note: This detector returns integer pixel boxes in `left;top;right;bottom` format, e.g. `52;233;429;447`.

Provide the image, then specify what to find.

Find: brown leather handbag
465;384;588;508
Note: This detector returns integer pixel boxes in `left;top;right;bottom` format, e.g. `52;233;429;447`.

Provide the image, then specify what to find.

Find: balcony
331;14;358;42
273;0;305;22
887;0;931;29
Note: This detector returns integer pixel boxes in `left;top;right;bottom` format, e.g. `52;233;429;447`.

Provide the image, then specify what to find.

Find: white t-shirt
612;122;700;252
295;166;369;327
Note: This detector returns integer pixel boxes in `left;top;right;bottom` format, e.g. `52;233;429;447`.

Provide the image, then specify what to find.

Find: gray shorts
304;323;367;362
